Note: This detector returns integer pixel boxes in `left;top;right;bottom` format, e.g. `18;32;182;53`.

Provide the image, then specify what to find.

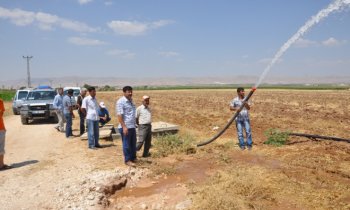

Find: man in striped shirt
116;86;137;167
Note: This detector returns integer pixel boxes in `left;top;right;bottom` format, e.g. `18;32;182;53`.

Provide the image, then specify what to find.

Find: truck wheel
13;108;19;115
21;117;29;125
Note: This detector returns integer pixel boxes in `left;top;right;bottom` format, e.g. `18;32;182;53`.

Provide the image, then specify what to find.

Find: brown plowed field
1;89;349;209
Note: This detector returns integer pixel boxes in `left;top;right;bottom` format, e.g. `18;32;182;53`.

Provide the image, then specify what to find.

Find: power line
23;56;33;88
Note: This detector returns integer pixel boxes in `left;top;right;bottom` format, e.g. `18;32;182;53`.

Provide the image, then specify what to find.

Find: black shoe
95;144;102;148
142;153;151;158
88;146;97;150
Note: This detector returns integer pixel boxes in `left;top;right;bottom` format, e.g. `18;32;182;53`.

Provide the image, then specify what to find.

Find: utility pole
23;56;33;88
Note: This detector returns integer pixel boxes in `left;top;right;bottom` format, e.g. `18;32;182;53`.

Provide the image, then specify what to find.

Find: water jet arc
196;87;256;147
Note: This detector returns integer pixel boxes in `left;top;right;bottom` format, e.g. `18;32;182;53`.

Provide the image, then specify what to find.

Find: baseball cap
99;101;106;108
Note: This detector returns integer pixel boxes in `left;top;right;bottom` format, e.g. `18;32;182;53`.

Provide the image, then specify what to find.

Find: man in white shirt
136;95;152;157
82;87;101;149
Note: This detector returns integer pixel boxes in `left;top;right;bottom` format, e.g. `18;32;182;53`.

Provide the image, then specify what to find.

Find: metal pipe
197;87;257;147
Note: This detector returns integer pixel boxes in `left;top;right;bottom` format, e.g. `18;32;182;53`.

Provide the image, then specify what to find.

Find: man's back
62;95;72;114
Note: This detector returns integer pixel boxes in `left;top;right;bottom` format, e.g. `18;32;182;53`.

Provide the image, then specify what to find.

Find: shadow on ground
11;160;39;168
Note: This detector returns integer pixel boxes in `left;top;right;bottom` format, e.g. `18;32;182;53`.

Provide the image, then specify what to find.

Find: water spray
197;0;350;147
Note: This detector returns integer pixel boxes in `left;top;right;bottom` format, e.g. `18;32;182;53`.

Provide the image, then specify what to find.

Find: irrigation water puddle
115;157;213;199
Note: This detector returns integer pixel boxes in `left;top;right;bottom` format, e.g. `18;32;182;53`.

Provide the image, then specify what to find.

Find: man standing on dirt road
0;98;11;171
82;87;101;149
136;95;152;157
77;88;87;135
63;89;75;138
53;88;65;132
116;86;137;167
230;87;253;150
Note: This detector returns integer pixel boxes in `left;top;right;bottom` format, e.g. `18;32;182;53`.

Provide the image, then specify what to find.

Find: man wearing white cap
136;95;152;157
98;101;111;126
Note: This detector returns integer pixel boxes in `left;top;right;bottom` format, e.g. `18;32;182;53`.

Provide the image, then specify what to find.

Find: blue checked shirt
53;94;64;112
231;96;250;122
116;96;136;129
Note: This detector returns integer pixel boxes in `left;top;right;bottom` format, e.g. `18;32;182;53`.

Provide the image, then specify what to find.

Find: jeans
79;111;85;135
0;131;6;155
236;119;253;148
119;128;136;163
136;124;152;157
87;120;99;148
64;113;73;138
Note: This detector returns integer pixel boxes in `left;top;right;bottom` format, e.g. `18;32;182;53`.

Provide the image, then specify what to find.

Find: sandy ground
0;113;148;210
0;113;192;210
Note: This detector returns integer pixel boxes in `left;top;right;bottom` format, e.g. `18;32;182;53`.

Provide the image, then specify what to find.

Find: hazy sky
0;0;349;81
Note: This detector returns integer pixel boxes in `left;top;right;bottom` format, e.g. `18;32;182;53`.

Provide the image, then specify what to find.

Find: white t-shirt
82;95;99;121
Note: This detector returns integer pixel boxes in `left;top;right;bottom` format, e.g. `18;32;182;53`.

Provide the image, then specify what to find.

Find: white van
12;89;31;115
63;87;81;106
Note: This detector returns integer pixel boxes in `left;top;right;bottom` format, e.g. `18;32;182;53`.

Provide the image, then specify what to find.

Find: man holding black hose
230;87;253;150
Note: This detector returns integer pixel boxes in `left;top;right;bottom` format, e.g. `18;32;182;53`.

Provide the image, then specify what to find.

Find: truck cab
20;88;57;124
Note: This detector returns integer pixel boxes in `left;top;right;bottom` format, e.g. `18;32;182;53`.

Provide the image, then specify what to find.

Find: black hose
197;88;256;147
289;133;350;143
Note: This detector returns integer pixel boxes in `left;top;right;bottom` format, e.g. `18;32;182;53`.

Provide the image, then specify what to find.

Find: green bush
264;128;290;146
153;133;196;157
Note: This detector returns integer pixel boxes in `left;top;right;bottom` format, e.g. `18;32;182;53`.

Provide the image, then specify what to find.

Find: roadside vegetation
152;133;197;158
0;89;16;101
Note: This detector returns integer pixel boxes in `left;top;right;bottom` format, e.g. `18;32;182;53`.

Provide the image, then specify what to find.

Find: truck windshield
27;91;56;100
17;91;29;100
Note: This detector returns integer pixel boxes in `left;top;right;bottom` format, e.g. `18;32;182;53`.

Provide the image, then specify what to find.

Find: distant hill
0;75;349;89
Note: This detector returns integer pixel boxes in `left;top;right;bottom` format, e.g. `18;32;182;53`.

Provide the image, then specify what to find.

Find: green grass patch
153;133;196;157
0;90;16;101
264;128;290;146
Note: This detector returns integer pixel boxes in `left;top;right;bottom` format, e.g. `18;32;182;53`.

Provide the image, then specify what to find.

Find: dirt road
0;114;142;209
0;114;196;210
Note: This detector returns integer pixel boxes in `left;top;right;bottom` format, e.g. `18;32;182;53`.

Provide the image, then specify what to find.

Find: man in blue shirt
53;88;65;132
98;102;111;126
116;86;136;167
63;89;75;138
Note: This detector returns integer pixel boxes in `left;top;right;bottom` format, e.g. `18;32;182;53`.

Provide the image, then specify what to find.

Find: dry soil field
1;89;350;210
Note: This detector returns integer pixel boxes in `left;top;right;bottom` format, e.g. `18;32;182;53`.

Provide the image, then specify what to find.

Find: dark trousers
136;124;152;157
99;117;111;126
79;112;85;135
119;128;137;163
